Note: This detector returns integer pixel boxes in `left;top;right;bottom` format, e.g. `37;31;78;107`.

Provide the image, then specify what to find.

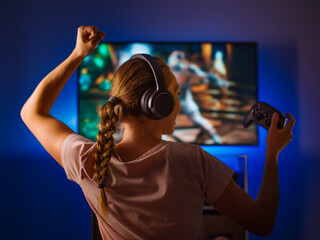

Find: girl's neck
114;118;164;162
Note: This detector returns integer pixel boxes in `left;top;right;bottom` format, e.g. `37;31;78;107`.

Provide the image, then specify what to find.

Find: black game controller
243;102;287;130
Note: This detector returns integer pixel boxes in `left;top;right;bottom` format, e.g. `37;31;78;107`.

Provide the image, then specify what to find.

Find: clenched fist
74;26;105;58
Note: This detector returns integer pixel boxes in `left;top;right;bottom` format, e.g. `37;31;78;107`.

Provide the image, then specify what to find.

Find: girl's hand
266;112;295;155
73;26;105;58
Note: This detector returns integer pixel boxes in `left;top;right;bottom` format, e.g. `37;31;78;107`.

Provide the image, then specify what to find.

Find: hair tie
98;184;105;189
107;96;127;117
108;96;122;105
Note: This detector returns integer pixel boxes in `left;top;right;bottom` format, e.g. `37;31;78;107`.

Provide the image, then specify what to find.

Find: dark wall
1;0;319;239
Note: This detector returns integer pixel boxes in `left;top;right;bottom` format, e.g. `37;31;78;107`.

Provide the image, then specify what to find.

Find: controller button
256;113;263;120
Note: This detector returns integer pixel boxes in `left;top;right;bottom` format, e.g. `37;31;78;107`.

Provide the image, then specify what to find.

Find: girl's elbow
250;219;275;237
20;103;33;124
20;105;27;122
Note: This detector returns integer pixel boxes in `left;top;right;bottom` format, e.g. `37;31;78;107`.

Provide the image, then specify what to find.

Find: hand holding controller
243;102;287;130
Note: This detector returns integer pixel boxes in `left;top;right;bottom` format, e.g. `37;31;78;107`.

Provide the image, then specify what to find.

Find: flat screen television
78;42;257;145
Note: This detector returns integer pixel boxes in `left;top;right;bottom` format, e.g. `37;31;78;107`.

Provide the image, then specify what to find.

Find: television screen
78;42;257;145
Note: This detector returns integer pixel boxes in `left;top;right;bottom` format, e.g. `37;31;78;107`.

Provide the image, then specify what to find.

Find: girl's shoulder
162;140;203;154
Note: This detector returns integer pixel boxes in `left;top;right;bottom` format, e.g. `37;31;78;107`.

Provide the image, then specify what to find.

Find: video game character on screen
167;50;230;144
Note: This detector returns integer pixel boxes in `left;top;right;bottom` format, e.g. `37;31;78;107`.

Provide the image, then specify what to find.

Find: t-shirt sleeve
61;133;96;184
198;147;234;204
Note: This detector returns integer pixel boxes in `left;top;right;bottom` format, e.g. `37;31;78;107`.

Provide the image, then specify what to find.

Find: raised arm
212;112;295;236
21;26;105;167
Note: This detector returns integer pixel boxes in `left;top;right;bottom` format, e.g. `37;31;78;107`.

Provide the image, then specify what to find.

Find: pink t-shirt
61;133;233;240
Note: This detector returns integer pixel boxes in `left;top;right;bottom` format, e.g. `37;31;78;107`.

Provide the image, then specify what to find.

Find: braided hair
93;97;124;214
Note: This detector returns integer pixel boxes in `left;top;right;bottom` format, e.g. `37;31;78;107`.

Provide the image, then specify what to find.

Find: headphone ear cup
140;88;157;119
152;91;175;119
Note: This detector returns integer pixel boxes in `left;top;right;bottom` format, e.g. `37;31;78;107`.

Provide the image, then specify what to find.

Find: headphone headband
130;54;166;91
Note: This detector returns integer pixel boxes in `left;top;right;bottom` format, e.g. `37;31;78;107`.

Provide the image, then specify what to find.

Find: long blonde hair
93;56;174;214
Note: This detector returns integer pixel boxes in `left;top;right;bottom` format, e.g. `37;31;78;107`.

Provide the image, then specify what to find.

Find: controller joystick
243;102;287;130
